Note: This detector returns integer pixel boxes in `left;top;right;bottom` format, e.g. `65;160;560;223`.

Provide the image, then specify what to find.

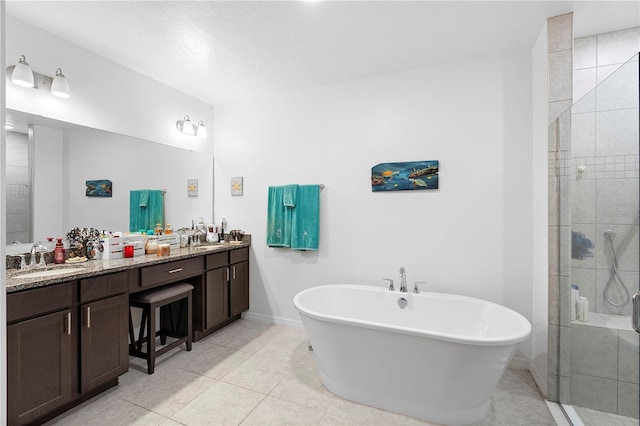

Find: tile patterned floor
45;319;555;426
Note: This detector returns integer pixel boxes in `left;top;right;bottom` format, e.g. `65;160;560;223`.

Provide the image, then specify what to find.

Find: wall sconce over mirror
6;55;71;98
177;115;207;138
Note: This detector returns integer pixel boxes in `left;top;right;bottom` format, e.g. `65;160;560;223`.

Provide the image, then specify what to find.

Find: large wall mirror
5;109;214;255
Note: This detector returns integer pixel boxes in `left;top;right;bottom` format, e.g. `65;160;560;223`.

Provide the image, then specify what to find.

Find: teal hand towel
138;190;150;207
282;184;297;207
130;189;164;232
291;185;320;250
267;186;292;247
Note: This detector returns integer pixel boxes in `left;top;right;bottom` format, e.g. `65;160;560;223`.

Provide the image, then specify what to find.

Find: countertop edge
6;242;250;293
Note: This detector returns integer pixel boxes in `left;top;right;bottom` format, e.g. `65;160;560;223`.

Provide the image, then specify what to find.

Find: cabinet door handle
85;306;91;328
66;312;72;335
233;266;236;280
226;267;230;281
168;268;183;274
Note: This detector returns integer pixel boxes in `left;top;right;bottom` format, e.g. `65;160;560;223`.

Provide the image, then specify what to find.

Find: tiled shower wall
571;28;640;316
567;27;640;418
6;130;30;244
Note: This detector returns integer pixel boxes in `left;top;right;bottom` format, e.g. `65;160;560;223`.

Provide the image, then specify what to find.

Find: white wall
214;49;536;359
531;22;550;395
5;15;214;155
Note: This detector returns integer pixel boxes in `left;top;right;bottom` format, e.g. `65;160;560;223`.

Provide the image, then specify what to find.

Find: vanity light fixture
50;68;71;98
196;120;207;138
177;115;195;135
6;55;71;98
177;115;207;138
10;55;35;88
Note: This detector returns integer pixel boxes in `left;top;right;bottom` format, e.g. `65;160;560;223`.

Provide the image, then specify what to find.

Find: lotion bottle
54;238;65;264
577;296;589;322
570;285;579;321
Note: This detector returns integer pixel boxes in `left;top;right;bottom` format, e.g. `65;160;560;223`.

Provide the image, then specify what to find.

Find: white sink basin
15;267;86;279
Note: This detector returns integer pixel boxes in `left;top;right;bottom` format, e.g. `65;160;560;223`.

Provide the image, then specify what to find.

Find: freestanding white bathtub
293;284;532;426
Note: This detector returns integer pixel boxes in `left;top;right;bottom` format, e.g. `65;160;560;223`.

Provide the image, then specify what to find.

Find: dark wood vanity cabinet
7;283;74;426
79;272;129;393
7;246;250;424
230;248;250;317
197;247;250;339
205;252;230;329
7;272;129;426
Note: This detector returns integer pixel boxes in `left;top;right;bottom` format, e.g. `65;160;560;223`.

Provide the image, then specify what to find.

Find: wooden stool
129;282;193;374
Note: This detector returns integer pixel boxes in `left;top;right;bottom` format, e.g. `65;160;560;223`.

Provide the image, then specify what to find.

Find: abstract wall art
371;160;439;192
86;180;112;197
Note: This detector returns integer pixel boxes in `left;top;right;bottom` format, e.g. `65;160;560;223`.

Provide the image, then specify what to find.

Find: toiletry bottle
154;223;163;235
54;238;65;264
578;297;589;322
164;224;173;235
570;285;579;321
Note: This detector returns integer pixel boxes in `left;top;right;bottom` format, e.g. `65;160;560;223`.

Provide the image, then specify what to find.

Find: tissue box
100;236;145;260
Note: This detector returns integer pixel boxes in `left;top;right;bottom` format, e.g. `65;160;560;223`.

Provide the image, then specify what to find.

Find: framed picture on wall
188;179;198;197
371;160;439;192
86;180;112;197
231;176;243;196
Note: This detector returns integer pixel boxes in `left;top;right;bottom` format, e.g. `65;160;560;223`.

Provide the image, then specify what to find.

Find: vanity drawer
80;271;128;303
140;257;203;288
7;282;73;324
206;252;227;270
230;247;249;264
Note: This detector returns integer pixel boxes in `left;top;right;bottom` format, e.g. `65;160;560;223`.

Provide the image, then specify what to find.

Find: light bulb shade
11;55;35;88
182;115;195;135
196;121;207;138
51;68;71;98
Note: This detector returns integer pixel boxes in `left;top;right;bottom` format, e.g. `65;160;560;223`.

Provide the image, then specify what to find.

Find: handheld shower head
604;229;617;240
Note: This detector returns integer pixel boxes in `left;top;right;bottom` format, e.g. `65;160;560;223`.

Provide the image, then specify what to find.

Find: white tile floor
46;319;555;426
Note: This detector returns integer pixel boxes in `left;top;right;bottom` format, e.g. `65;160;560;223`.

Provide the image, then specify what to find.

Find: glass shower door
558;52;639;424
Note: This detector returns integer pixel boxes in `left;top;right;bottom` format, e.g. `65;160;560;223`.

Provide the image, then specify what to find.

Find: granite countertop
6;241;250;293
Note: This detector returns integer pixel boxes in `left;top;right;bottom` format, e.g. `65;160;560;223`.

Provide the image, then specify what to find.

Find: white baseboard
529;360;548;398
243;311;304;328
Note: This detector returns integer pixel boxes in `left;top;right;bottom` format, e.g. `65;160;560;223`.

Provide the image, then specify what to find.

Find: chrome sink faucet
192;229;205;246
399;266;407;292
30;242;48;268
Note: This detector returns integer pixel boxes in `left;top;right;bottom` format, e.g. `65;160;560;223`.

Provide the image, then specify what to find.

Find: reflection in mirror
6;129;31;245
5;109;214;255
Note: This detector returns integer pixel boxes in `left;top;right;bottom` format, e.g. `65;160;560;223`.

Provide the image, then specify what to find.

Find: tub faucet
383;278;394;291
399;266;407;292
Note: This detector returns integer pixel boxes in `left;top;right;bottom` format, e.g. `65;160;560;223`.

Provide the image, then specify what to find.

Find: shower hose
604;214;639;307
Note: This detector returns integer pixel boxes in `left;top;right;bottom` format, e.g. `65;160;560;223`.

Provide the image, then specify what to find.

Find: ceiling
5;1;640;106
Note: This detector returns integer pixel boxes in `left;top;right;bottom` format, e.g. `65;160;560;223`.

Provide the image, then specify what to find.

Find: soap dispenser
54;238;65;264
